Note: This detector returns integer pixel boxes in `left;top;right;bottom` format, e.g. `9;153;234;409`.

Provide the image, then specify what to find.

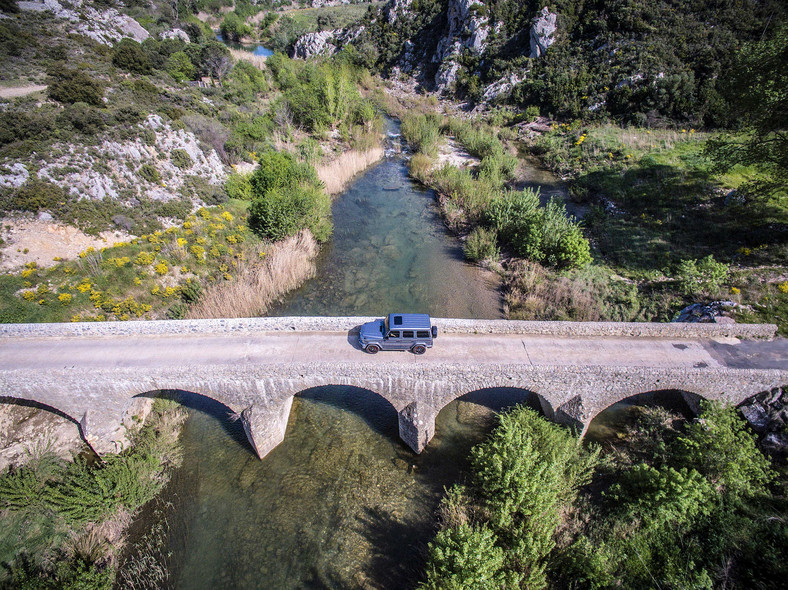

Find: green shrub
248;185;332;242
220;12;252;42
463;227;499;262
675;255;730;296
249;150;319;196
401;113;443;155
167;51;196;83
224;172;252;200
4;179;66;212
112;39;152;74
61;102;106;135
170;149;193;170
421;524;508;590
137;164;161;184
47;68;103;106
487;190;591;268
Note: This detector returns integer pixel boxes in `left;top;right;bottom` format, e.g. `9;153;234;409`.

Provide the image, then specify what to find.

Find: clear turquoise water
124;135;512;589
123;123;689;589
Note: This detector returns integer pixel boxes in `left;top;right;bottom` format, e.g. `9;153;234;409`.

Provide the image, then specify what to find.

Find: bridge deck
3;331;786;371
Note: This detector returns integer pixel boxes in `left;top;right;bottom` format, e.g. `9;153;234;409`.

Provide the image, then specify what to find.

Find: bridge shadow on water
135;390;253;454
296;385;400;442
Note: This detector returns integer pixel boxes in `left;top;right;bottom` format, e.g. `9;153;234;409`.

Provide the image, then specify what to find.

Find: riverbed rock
529;6;557;58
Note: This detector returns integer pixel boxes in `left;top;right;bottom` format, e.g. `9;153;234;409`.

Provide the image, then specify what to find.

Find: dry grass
505;260;601;321
229;48;267;70
316;146;384;194
187;230;318;319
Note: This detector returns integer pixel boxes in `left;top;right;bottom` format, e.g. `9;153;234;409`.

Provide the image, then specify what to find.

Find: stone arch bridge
1;317;786;458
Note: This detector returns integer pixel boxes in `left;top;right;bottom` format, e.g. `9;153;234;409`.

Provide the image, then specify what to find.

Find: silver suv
358;313;437;354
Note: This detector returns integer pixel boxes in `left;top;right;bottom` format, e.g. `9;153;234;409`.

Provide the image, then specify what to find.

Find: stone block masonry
0;318;784;459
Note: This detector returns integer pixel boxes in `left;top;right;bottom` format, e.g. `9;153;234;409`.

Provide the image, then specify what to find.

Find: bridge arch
584;389;706;444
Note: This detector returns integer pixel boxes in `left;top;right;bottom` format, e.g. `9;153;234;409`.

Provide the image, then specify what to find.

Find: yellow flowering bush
134;251;155;266
778;282;788;294
190;245;205;260
221;211;233;222
177;237;188;248
21;269;34;278
22;291;36;301
154;262;168;276
58;293;72;305
731;287;740;295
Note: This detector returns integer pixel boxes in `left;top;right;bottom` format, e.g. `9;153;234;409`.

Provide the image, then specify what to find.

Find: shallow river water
123;124;680;589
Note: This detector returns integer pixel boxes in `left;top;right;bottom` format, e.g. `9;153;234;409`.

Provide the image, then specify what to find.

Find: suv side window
402;330;414;338
389;330;400;338
416;330;430;338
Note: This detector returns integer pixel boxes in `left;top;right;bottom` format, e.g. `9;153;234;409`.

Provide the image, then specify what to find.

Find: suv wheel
412;344;426;355
365;343;380;354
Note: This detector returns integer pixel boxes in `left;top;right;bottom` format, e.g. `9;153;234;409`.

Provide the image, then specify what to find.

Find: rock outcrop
292;30;340;59
529;6;557;58
673;301;746;324
386;0;412;23
739;387;788;455
433;0;491;91
19;0;149;45
161;28;190;43
27;115;225;205
291;27;365;60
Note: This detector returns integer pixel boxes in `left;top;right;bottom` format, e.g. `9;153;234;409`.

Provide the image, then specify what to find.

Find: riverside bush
401;113;442;156
675;255;729;297
463;227;499;263
421;407;599;590
248;185;331;242
486;189;591;268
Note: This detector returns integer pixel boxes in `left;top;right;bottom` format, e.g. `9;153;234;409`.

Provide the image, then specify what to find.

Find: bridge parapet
0;317;778;340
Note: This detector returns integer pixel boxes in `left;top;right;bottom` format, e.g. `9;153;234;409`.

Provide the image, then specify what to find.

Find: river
120;122;686;589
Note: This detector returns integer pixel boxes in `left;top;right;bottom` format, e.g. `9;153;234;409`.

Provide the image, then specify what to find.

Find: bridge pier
555;394;589;436
240;398;294;459
398;401;436;453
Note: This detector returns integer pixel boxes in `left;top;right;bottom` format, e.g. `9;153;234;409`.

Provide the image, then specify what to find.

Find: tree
47;68;103;106
167;51;195;83
705;22;788;198
200;41;232;86
112;39;152;74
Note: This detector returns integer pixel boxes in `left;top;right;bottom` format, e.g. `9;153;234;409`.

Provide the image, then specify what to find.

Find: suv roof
386;313;431;330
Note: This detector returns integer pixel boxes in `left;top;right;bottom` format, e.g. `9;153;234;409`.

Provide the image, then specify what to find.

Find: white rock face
386;0;412;23
19;0;149;45
433;0;490;91
480;71;524;103
32;115;225;205
161;28;190;43
0;163;30;189
529;6;557;58
291;27;365;60
292;30;340;59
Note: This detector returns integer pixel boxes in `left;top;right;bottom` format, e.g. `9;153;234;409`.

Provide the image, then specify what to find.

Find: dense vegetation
422;401;788;589
0;399;185;589
361;0;786;127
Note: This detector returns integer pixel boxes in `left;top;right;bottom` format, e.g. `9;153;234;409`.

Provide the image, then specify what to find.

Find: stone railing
0;317;778;340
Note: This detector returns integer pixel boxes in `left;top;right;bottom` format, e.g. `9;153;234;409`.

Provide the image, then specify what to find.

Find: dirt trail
0;84;47;99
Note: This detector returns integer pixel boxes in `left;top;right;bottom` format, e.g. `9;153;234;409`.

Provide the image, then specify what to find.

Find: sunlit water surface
121;123;675;589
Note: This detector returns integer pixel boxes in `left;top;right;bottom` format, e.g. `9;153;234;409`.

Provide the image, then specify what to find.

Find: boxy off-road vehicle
359;313;437;354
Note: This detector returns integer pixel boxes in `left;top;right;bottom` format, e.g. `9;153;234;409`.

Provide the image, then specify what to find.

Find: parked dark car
358;313;437;354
